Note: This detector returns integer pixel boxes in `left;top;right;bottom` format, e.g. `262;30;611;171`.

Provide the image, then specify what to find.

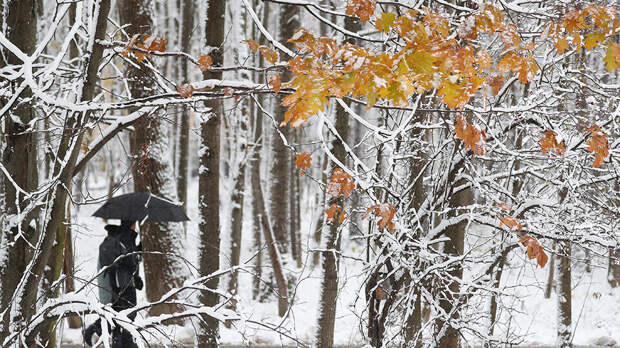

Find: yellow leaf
584;31;605;50
604;42;620;71
375;12;396;33
554;37;570;54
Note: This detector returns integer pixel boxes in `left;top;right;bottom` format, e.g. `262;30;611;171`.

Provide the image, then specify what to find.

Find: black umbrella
92;192;189;222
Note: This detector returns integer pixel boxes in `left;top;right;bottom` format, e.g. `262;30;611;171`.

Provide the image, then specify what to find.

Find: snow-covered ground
60;177;619;347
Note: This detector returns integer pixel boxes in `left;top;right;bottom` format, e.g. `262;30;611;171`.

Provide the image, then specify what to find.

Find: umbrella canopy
92;192;189;222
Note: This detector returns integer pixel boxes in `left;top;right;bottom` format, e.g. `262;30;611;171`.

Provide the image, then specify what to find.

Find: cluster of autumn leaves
118;1;617;269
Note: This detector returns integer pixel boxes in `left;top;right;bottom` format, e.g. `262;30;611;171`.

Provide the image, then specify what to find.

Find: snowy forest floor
58;177;620;347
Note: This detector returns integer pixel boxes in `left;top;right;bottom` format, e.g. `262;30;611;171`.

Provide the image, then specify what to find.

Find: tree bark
435;157;472;348
269;3;299;254
315;16;356;348
177;0;194;220
197;0;225;346
557;241;572;348
290;131;301;268
254;180;289;316
0;0;38;343
119;0;187;318
313;153;329;267
5;1;113;345
609;182;620;287
545;242;557;298
250;88;264;301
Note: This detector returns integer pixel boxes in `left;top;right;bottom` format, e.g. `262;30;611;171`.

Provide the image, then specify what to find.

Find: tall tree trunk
177;0;194;219
228;130;247;309
253;171;289;316
63;198;81;329
0;0;39;342
290;131;301;268
557;240;572;348
269;3;299;254
315;16;356;348
197;0;225;346
545;242;557;298
251;0;268;298
403;110;428;348
609;182;620;288
313;154;329;267
4;1;113;345
119;0;186;318
435;156;472;348
250;83;264;301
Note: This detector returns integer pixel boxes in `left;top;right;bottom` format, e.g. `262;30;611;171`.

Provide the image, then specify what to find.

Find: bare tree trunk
250;91;264;300
269;3;299;254
545;242;557;298
177;0;194;220
403;112;428;348
250;0;268;299
228;149;246;309
557;241;572;348
609;182;620;287
315;17;356;347
197;0;225;346
253;175;289;316
313;154;328;267
4;1;113;345
289;131;301;268
0;0;39;342
609;246;620;288
119;0;187;318
63;200;81;329
436;161;472;348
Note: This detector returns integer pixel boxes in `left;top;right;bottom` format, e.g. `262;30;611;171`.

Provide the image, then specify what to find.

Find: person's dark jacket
97;224;143;305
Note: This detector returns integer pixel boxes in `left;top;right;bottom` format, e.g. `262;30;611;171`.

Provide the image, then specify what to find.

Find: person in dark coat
85;220;143;347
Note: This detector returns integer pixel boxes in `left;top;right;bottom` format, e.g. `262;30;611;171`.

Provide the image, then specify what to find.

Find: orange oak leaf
518;235;548;268
363;203;397;232
325;203;348;224
540;130;566;156
246;39;259;52
269;74;282;93
453;114;486;155
346;0;376;22
488;74;504;95
500;216;522;232
143;35;167;52
177;83;194;98
122;34;167;62
586;125;609;167
259;46;279;64
325;203;341;222
326;168;355;198
295;152;311;175
198;55;213;72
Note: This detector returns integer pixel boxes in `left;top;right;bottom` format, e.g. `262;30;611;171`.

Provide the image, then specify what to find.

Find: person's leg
121;328;139;348
111;326;124;348
84;319;102;346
